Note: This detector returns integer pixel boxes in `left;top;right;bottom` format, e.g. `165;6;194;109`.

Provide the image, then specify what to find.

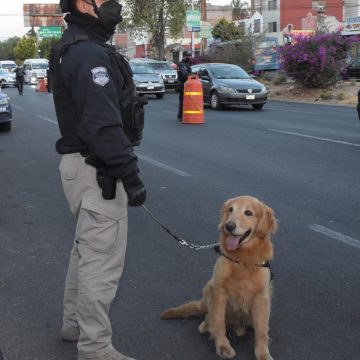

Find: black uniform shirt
57;25;138;180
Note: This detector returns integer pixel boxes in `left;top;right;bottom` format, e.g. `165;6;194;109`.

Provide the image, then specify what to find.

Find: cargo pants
59;153;128;358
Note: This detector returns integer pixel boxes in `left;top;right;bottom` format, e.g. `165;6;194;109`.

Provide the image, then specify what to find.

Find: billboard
342;17;360;36
23;3;64;27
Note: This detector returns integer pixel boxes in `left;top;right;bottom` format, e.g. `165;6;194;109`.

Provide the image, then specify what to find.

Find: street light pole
191;0;195;57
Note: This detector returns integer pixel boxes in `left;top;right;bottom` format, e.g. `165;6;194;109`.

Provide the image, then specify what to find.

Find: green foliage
212;18;243;41
14;37;37;62
319;90;333;100
336;92;345;101
231;0;249;20
272;75;287;85
39;38;59;60
124;0;190;60
0;37;21;60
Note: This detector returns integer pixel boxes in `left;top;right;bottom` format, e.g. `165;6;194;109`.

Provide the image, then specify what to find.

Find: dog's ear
255;203;277;239
219;198;234;230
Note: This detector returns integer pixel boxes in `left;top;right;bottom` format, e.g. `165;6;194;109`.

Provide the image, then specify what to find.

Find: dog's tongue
226;235;241;251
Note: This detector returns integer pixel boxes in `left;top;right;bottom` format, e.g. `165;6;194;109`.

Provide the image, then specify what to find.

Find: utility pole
191;0;195;57
201;0;207;53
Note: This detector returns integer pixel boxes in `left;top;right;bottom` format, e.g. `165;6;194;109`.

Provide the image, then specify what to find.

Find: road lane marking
309;224;360;250
137;154;191;177
266;107;320;115
36;115;58;125
268;129;360;147
162;110;177;114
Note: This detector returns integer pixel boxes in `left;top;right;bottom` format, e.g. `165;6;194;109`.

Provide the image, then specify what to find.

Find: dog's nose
225;221;236;233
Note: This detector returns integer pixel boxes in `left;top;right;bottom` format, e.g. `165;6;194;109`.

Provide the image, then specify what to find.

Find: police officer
357;89;360;121
51;1;145;359
14;64;25;95
177;50;192;121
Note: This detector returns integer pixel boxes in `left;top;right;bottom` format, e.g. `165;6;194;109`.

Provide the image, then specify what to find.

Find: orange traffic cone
182;75;204;124
36;78;47;92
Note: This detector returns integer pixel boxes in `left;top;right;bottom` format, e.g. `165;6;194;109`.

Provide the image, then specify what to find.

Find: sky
0;0;240;41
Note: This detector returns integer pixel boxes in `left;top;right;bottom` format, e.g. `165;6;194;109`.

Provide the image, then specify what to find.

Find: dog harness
214;245;274;281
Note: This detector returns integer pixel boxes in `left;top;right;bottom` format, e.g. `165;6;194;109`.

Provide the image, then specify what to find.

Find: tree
39;37;60;59
124;0;190;60
231;0;249;21
13;37;37;62
211;18;243;41
0;37;21;60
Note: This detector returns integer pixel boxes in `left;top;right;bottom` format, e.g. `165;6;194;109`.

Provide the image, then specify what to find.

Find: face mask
91;0;123;32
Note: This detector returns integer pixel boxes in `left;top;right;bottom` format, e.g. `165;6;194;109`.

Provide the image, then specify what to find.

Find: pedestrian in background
50;0;146;359
357;89;360;121
46;67;52;93
14;65;25;95
177;51;192;121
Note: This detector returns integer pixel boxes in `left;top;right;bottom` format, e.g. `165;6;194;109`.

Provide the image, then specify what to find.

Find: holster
96;168;117;200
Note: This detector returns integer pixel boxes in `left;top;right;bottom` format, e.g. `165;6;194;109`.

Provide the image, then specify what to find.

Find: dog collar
214;245;274;280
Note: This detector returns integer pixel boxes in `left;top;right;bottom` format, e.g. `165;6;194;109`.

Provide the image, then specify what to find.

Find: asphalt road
0;85;359;360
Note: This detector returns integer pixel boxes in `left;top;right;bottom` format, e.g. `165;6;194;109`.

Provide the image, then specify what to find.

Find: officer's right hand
122;173;146;207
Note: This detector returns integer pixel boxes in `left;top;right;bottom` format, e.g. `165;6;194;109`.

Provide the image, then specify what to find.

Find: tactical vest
49;34;147;148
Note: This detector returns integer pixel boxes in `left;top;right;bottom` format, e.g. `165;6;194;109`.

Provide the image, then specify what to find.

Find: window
254;19;260;33
268;22;277;33
268;0;277;11
238;21;245;33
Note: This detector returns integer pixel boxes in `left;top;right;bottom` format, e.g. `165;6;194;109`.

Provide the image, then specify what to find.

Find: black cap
183;50;191;57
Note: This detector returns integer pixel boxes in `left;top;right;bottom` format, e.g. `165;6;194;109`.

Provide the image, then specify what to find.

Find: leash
141;205;219;251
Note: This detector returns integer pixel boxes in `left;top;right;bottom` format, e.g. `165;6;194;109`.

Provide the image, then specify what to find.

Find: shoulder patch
91;66;109;86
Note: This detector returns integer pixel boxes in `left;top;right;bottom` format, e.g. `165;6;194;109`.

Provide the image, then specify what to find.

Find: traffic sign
38;26;62;39
186;10;201;28
192;26;201;32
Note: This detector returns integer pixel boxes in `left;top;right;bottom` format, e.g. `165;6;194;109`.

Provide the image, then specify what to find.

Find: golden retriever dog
161;195;277;360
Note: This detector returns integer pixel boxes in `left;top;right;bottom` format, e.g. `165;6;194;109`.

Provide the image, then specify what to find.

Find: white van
23;58;49;84
0;60;17;72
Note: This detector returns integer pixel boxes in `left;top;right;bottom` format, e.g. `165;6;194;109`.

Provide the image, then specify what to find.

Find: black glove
122;172;146;207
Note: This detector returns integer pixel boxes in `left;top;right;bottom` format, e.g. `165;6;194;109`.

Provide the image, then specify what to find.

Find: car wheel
0;123;11;132
252;104;264;110
156;93;164;99
210;91;222;110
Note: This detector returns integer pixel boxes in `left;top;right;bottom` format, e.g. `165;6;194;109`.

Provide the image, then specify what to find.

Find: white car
0;69;17;88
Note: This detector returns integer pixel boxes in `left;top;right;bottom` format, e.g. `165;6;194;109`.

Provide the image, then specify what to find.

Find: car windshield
131;65;156;74
32;63;48;69
0;69;11;75
148;62;173;71
1;63;15;69
209;65;249;79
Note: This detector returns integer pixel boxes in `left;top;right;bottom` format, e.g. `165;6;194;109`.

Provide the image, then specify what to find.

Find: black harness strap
214;245;274;281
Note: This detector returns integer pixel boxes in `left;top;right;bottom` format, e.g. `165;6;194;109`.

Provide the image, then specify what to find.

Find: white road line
309;224;360;250
268;129;360;147
266;107;320;115
162;110;177;114
11;104;24;111
137;154;191;177
36;115;58;125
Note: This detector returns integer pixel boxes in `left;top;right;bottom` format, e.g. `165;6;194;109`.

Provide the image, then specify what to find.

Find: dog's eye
229;206;233;213
244;210;253;216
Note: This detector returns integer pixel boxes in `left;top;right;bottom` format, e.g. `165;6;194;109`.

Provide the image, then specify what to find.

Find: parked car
345;59;360;79
0;91;12;131
0;69;17;88
0;60;17;72
146;61;178;90
130;63;165;99
23;58;48;84
191;63;268;110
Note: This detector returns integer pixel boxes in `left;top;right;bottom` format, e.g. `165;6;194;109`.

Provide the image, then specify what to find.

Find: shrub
272;75;287;85
337;92;345;100
279;33;355;88
319;90;333;100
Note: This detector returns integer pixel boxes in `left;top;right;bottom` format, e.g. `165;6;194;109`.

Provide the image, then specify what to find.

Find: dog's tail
161;300;206;319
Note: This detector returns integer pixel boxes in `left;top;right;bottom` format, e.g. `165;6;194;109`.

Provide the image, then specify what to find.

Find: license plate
246;94;255;100
147;86;155;90
167;79;174;83
0;107;7;112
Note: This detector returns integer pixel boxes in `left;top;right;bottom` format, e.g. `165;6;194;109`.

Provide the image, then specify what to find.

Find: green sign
39;26;62;39
186;10;201;28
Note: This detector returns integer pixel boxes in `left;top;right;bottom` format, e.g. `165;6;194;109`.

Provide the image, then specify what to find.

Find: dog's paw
215;339;236;359
198;321;209;334
255;346;272;360
234;325;245;337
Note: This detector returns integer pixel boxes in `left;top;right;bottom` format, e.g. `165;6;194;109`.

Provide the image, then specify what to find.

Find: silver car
146;61;178;90
0;69;17;88
191;63;268;110
131;64;165;99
